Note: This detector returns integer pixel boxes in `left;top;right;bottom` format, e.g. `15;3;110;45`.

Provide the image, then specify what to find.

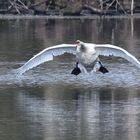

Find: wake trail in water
0;61;140;88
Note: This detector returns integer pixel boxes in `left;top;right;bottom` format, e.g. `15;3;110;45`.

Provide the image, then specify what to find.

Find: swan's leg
91;61;101;73
91;61;109;74
71;62;88;75
98;61;109;73
78;63;88;74
71;62;81;75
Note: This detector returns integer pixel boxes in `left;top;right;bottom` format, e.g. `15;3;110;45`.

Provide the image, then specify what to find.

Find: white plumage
94;44;140;67
17;41;140;75
18;44;76;74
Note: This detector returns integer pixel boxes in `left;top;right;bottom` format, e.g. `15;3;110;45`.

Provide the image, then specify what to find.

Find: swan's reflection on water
15;85;140;140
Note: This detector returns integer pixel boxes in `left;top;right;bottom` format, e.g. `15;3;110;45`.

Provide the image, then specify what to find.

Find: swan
17;40;140;75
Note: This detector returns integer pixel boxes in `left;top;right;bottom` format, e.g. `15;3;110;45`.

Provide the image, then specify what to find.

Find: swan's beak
75;40;81;47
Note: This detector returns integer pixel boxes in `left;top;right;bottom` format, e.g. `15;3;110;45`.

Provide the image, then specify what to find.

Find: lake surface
0;16;140;140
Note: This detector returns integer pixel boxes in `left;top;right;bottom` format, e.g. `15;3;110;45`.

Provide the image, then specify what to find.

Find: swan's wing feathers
95;44;140;68
18;44;76;75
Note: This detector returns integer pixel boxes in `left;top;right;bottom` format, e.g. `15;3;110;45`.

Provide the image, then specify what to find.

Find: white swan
17;40;140;75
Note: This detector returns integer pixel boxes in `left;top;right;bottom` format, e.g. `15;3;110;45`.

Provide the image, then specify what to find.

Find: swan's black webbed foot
98;61;109;74
99;66;109;74
71;67;81;75
71;62;81;76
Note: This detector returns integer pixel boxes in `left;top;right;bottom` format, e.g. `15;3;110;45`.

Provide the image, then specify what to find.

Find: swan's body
17;40;140;75
76;43;97;66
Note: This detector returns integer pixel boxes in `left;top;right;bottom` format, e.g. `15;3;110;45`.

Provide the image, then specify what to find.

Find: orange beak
75;40;80;47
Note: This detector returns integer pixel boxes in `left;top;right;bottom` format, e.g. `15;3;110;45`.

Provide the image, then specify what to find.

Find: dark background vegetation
0;0;139;15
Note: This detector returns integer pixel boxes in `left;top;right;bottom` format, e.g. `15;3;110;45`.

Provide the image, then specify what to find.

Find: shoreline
0;14;140;20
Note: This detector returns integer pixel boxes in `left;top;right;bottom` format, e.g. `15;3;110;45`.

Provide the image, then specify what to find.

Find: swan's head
75;40;86;51
75;40;82;46
75;40;81;46
75;40;85;47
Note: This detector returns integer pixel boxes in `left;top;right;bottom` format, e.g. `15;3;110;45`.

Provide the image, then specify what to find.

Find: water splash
0;61;140;88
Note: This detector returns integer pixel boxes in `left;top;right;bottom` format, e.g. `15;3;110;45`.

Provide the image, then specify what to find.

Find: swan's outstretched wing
17;44;76;75
94;44;140;68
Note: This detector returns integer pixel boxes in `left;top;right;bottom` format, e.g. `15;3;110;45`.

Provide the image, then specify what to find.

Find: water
0;17;140;140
